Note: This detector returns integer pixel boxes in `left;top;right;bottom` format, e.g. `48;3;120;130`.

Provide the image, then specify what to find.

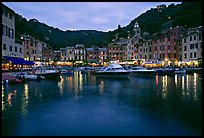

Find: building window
190;36;192;41
194;52;196;58
168;45;170;50
9;46;12;51
3;44;6;50
9;14;12;20
168;53;170;58
184;38;186;43
184;46;187;51
179;48;181;51
194;35;196;40
174;53;176;58
2;25;7;36
15;47;17;52
5;11;8;17
195;43;198;49
199;35;201;41
184;53;187;59
20;48;22;53
190;44;194;49
174;46;176;50
174;38;176;42
190;53;192;58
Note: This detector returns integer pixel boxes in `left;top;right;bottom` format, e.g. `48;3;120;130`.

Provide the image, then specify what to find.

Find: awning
3;56;35;65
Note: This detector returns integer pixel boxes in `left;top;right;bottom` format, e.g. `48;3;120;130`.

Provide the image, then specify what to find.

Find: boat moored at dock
94;63;130;79
128;66;157;78
33;66;61;79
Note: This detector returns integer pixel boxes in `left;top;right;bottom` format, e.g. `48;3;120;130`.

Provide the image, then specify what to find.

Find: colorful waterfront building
2;3;24;59
181;26;202;66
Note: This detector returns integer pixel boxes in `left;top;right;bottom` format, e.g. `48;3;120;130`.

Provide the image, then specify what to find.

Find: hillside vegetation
15;2;202;50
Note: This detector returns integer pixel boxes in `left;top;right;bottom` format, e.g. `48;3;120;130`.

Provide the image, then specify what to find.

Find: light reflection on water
162;75;168;99
2;73;202;136
193;73;198;101
21;83;29;118
2;86;5;111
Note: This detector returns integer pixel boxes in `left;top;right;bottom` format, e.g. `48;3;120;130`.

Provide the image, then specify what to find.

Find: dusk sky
3;2;181;32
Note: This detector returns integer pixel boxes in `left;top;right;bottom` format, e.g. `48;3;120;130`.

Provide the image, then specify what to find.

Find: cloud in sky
3;2;181;32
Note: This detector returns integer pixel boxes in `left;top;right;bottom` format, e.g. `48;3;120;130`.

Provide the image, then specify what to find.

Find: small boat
2;74;23;84
15;72;45;80
174;68;186;74
33;66;61;79
128;66;157;78
80;67;91;74
94;63;130;79
61;69;74;75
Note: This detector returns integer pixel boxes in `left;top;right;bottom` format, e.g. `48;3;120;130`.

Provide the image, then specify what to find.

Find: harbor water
2;72;202;136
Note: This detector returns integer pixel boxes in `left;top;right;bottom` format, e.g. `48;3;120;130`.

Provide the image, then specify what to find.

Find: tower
133;21;141;38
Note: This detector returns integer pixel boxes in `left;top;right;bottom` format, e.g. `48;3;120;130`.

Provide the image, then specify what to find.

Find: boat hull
95;72;130;79
34;72;61;79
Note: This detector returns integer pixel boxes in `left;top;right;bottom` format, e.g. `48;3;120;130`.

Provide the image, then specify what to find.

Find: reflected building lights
67;76;73;89
79;73;83;92
186;75;190;97
74;72;79;96
162;75;167;99
181;75;185;97
193;73;198;101
155;75;158;85
175;75;178;87
21;83;29;118
58;77;64;95
2;86;5;111
99;80;105;95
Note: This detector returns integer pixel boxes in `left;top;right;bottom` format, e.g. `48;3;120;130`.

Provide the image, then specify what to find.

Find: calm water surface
2;72;202;136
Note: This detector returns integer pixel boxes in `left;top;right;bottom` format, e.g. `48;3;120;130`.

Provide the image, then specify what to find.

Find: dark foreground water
2;72;202;136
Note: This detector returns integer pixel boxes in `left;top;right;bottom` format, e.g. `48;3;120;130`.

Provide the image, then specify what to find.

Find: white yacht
128;66;157;78
95;63;130;79
33;66;61;79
